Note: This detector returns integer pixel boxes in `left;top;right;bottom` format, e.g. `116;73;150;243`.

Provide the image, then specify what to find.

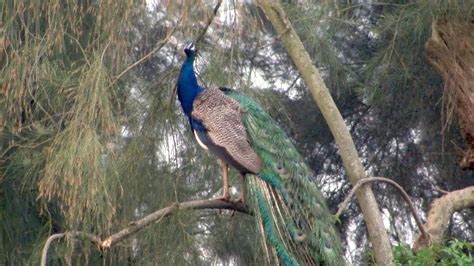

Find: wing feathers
192;89;263;174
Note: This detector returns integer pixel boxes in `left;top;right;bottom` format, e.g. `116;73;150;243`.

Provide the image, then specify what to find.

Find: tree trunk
426;19;474;170
258;1;394;265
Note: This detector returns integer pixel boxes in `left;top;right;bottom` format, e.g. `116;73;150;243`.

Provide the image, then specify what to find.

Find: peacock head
184;40;197;58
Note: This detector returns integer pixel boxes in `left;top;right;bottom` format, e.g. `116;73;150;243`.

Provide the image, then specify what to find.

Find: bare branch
41;232;101;266
40;198;249;265
41;233;65;266
413;186;474;252
335;176;429;240
100;197;249;248
114;19;181;83
170;0;223;105
195;0;223;45
434;186;449;194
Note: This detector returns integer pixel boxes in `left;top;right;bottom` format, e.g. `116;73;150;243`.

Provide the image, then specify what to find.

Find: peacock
177;40;344;266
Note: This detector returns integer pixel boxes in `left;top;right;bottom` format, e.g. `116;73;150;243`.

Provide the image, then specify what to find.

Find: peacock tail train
221;88;345;266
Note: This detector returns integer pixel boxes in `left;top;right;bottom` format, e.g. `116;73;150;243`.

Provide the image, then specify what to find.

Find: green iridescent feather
222;88;345;266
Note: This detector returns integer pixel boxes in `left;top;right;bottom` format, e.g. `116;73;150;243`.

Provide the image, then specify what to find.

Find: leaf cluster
394;240;474;266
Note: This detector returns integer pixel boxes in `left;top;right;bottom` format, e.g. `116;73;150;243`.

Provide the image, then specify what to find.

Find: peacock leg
217;160;230;201
235;173;246;204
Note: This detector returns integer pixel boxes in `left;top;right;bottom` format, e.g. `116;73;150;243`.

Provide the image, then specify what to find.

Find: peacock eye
324;241;332;249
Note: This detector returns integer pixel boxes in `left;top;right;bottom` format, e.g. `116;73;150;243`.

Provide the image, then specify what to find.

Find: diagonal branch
195;0;223;45
258;1;394;265
101;198;250;248
40;198;249;266
114;18;181;83
170;0;223;105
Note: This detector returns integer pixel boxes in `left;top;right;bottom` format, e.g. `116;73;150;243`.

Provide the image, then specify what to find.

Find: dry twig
336;176;429;240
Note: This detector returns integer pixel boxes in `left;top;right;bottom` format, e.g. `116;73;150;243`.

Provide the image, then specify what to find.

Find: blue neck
177;55;204;117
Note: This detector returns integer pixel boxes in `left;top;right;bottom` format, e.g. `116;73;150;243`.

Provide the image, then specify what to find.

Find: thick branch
258;1;394;265
40;198;249;265
336;177;428;240
413;186;474;252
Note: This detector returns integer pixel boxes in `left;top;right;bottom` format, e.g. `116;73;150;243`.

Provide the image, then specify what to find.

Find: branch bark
413;186;474;252
41;232;101;266
258;1;394;265
101;198;249;248
40;198;249;265
41;233;65;266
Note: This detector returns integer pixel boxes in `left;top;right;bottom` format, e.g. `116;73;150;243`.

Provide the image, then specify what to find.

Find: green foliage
0;0;145;263
362;1;472;107
394;240;474;266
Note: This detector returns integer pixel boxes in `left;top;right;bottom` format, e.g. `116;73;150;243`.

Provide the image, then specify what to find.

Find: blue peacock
177;40;344;265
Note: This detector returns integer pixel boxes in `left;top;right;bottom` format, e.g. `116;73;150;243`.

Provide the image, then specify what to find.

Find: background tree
1;0;472;265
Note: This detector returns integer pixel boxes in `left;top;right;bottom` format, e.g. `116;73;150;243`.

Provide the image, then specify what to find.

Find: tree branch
336;176;429;240
101;198;250;248
40;198;249;265
170;0;223;104
41;233;65;266
114;18;181;83
413;186;474;252
195;0;223;45
41;232;101;266
258;1;394;264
